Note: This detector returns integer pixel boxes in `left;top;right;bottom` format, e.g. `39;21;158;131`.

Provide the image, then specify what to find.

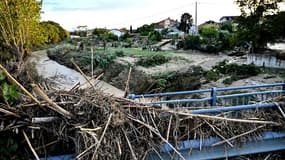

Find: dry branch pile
0;65;285;159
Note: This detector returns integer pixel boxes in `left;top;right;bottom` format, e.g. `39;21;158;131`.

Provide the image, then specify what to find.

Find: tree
0;0;44;65
40;21;69;44
199;26;218;41
178;13;193;33
235;0;283;49
220;22;234;33
235;0;282;17
148;31;162;42
137;24;155;36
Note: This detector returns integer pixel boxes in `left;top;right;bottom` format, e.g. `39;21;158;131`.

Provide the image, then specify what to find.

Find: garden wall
247;54;285;69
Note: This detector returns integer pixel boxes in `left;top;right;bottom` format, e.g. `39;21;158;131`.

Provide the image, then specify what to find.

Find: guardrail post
129;94;136;100
211;87;217;106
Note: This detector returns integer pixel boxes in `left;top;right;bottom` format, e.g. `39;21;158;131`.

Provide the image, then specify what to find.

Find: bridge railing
129;83;285;108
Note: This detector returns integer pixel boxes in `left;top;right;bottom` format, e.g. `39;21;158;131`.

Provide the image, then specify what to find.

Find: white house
110;29;125;37
219;16;238;23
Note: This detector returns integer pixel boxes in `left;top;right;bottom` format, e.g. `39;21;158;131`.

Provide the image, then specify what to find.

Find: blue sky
40;0;284;31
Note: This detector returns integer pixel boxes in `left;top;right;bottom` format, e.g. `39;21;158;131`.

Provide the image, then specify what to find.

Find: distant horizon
40;0;285;31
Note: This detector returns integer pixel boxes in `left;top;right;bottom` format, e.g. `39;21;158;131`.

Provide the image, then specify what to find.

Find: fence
129;83;285;111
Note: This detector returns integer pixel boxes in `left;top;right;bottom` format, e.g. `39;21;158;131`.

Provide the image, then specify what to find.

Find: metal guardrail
129;83;285;159
129;83;285;108
147;131;285;160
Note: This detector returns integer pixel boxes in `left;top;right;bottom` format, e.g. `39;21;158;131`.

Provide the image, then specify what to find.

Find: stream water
30;50;124;97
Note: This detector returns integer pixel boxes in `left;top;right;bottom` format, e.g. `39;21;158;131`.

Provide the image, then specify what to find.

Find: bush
136;54;170;67
212;60;261;80
199;26;218;39
206;70;219;81
148;31;162;42
93;53;115;68
183;35;201;50
222;77;234;85
115;51;125;57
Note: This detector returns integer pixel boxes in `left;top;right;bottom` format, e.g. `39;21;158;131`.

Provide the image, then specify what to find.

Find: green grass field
97;47;170;56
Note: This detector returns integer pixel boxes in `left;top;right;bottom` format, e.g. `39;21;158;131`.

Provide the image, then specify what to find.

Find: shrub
136;54;170;67
212;60;261;80
206;70;219;81
223;77;234;85
115;51;125;57
199;26;218;39
183;35;201;50
93;53;115;68
148;31;162;42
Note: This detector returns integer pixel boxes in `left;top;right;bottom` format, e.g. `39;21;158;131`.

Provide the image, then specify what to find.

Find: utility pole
195;1;198;35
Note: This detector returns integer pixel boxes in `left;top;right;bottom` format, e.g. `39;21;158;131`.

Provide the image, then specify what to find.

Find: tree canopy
178;13;193;33
235;0;283;17
235;0;284;49
40;21;69;44
137;24;155;36
0;0;44;63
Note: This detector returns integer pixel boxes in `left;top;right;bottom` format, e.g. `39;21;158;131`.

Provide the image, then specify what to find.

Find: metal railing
129;83;285;109
133;83;285;159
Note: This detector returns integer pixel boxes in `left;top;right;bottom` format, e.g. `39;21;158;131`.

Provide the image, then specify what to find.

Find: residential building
110;29;125;37
199;20;220;29
154;17;176;29
219;16;238;23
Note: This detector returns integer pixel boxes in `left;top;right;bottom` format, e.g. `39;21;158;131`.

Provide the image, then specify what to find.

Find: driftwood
31;84;73;119
0;64;44;110
0;65;284;159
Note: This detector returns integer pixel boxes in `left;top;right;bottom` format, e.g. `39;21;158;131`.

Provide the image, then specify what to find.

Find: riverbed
30;50;124;97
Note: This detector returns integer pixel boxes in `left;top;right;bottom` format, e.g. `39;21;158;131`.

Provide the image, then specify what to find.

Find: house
199;20;220;29
219;16;238;23
154;17;176;30
167;27;185;38
110;29;125;37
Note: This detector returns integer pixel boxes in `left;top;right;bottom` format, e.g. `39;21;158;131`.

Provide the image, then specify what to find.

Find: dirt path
133;50;247;75
31;50;125;97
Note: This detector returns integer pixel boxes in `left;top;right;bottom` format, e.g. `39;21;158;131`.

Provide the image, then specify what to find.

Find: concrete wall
247;54;285;69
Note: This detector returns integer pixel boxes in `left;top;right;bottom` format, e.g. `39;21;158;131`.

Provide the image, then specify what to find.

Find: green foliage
235;0;283;49
222;77;235;85
148;31;162;42
0;72;18;103
235;0;282;17
114;51;125;57
121;31;131;40
177;35;201;50
137;24;155;36
136;54;170;67
161;28;169;36
93;54;115;68
0;0;44;62
221;22;234;33
206;70;219;81
93;28;119;41
214;60;261;77
0;137;19;160
41;21;69;44
0;72;5;81
210;60;261;84
218;30;233;50
93;28;108;36
2;83;18;103
157;79;168;88
199;26;218;39
178;13;193;33
106;32;118;41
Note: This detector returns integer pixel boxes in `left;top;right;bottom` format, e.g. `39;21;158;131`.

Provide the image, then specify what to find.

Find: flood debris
0;64;284;160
